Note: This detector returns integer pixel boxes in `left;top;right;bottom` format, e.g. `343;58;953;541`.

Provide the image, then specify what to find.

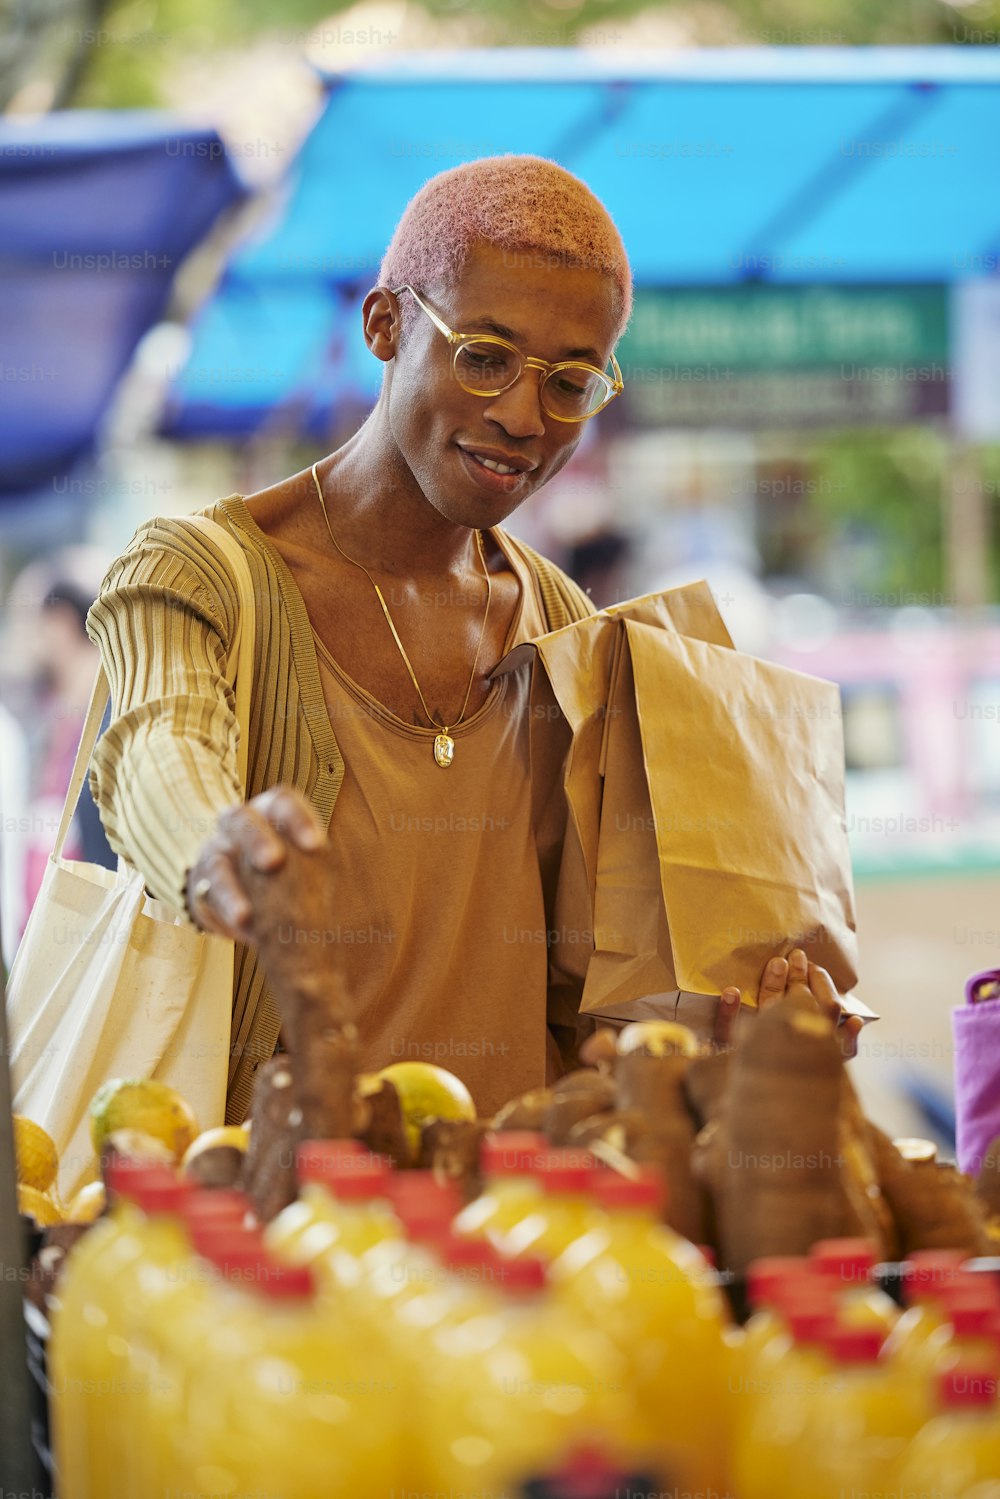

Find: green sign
615;285;950;427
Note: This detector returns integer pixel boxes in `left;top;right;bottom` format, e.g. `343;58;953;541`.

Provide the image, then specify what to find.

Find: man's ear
363;287;400;363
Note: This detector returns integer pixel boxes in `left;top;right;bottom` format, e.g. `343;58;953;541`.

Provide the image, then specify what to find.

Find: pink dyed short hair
379;154;632;342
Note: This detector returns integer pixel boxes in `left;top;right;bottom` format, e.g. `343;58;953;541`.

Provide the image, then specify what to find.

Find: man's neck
315;414;488;583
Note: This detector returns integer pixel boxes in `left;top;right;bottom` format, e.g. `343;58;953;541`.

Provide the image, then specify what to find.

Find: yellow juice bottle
809;1237;899;1331
500;1148;602;1260
453;1130;547;1246
425;1255;647;1495
135;1191;258;1496
552;1166;731;1494
896;1367;1000;1494
265;1140;398;1266
882;1251;968;1363
186;1255;396;1498
733;1306;839;1499
792;1325;923;1498
98;1171;196;1496
49;1160;173;1499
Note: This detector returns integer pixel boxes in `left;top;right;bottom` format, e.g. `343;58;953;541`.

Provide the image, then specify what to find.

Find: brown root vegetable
492;1089;553;1132
683;1053;732;1131
838;1076;899;1262
870;1130;992;1258
612;1034;710;1244
974;1135;1000;1223
419;1118;491;1198
240;1056;299;1222
703;997;876;1276
356;1079;410;1167
544;1077;617;1144
182;1145;245;1191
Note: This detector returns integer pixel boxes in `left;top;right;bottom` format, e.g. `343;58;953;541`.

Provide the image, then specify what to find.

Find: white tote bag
8;516;256;1201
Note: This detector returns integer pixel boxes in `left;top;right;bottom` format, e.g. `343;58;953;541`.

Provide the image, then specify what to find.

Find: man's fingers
255;786;326;852
217;803;287;872
189;852;253;940
758;955;788;1009
714;987;742;1048
787;947;809;985
806;961;842;1024
840;1015;863;1060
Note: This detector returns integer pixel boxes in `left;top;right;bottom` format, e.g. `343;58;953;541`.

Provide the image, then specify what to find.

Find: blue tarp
0;111;245;503
163;47;1000;441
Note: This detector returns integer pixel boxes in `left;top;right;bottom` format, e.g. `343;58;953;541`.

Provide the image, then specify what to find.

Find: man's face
381;241;621;531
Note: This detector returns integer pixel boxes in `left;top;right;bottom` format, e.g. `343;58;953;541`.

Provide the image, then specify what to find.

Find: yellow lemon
17;1184;63;1226
66;1181;107;1224
181;1126;249;1170
376;1062;476;1156
90;1079;199;1163
13;1116;59;1192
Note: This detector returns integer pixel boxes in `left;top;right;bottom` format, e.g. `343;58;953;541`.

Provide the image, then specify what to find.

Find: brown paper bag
496;581;873;1031
582;618;866;1022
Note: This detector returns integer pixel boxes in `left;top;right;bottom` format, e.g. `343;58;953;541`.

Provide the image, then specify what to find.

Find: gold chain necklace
310;461;492;768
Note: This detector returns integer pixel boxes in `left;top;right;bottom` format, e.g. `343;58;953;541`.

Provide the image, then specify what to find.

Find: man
88;156;633;1121
90;154;863;1121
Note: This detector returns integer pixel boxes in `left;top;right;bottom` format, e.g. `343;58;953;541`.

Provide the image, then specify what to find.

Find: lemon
18;1184;63;1226
66;1181;107;1224
181;1126;249;1170
13;1116;59;1192
376;1062;476;1156
90;1079;199;1162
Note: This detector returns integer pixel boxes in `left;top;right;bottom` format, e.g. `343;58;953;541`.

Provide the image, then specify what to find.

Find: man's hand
186;785;327;941
716;947;864;1057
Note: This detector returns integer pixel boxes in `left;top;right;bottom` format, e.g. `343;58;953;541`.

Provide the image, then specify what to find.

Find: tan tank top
311;528;551;1118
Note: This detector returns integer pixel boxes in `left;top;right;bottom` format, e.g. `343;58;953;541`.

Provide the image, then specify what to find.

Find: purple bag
952;969;1000;1176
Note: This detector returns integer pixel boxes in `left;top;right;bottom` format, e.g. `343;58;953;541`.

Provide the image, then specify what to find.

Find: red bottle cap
480;1132;548;1175
593;1167;666;1215
938;1369;998;1408
497;1256;547;1294
787;1308;838;1346
296;1139;380;1180
104;1158;175;1201
130;1175;193;1216
810;1238;877;1283
183;1189;252;1226
826;1326;884;1363
535;1149;598;1194
746;1256;814;1309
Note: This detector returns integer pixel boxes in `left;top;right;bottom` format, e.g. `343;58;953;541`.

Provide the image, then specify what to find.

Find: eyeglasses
392;284;624;423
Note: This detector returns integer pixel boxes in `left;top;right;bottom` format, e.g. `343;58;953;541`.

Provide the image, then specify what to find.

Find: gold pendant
434;731;455;768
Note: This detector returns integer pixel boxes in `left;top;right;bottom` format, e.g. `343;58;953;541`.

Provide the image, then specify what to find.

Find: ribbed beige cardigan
86;495;595;1122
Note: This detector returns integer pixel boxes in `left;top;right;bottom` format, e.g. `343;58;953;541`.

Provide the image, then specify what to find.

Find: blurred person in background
0;697;29;971
4;558;115;954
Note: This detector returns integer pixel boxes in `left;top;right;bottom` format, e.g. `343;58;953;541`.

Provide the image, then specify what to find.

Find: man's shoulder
498;531;596;630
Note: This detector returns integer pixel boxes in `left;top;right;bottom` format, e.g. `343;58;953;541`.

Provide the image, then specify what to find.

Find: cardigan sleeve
85;515;246;916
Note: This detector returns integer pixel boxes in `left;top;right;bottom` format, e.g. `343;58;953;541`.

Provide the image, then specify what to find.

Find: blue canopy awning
163;47;1000;439
0;110;246;502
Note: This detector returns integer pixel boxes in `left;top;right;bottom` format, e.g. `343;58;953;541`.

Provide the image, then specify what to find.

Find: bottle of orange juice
789;1326;921;1499
500;1148;602;1260
733;1305;839;1499
49;1160;174;1499
453;1130;547;1246
265;1139;397;1267
551;1166;730;1493
896;1367;1000;1493
188;1253;398;1498
882;1250;967;1363
809;1238;898;1331
424;1254;644;1495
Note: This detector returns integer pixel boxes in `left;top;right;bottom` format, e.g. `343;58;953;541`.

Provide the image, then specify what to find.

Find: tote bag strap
53;514;258;861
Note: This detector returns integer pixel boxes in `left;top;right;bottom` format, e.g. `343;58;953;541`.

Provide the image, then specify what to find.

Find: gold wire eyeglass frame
392;284;624;423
